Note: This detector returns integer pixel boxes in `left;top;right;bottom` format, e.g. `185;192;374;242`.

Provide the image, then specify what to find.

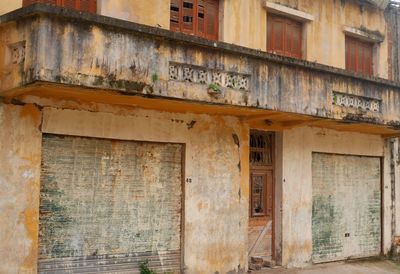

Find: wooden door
248;131;275;259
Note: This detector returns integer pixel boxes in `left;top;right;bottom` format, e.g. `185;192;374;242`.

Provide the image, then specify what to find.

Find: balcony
1;4;400;136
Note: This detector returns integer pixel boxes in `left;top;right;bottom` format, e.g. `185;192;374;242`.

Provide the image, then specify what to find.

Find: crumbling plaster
0;103;42;274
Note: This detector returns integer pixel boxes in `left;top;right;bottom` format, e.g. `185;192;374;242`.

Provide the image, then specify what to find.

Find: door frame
249;130;276;260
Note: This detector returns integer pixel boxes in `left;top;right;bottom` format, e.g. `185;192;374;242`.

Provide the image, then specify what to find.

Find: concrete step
249;256;276;272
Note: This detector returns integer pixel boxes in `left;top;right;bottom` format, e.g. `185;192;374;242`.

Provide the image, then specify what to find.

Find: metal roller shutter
39;134;183;273
312;153;381;263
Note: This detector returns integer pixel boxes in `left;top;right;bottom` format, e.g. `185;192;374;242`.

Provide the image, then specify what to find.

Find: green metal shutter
312;153;381;263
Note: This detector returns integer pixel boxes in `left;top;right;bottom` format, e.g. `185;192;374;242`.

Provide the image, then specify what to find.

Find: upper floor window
170;0;219;40
267;14;302;59
345;36;373;76
23;0;97;13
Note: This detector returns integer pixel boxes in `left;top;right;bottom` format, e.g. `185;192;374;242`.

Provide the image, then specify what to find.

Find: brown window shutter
204;0;219;40
182;0;195;34
290;22;302;58
197;0;205;36
170;0;219;40
267;14;302;58
170;0;181;32
345;36;373;76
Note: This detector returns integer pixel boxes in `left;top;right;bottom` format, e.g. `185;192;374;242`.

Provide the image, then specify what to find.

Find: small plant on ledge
207;82;222;97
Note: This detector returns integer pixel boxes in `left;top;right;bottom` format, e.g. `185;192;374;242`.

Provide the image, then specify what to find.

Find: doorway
248;130;275;268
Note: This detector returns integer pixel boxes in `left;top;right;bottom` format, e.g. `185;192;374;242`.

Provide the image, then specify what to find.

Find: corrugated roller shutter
39;134;183;273
312;153;381;263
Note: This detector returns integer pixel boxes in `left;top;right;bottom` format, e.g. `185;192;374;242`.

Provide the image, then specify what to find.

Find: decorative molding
263;1;314;21
332;91;381;113
343;26;384;43
169;62;250;91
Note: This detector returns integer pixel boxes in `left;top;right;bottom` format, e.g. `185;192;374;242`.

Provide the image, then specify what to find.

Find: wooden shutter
345;37;374;76
267;14;302;58
23;0;96;13
204;0;219;40
170;0;181;32
170;0;219;40
182;0;195;34
197;0;205;36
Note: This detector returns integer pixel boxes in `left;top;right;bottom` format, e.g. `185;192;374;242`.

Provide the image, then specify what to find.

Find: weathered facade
1;0;400;273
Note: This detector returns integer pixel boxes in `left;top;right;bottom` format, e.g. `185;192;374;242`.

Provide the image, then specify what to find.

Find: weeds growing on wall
139;260;156;274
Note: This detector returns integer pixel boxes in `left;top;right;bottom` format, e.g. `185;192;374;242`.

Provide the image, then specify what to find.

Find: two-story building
1;0;400;273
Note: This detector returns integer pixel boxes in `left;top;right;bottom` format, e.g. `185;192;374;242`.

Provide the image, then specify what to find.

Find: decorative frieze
169;62;250;91
332;91;381;113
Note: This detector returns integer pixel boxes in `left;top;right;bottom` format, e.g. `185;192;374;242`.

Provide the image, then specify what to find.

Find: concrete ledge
343;26;385;43
263;1;314;21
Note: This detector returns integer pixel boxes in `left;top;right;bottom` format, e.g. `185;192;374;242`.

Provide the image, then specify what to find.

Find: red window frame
23;0;97;13
345;36;374;76
267;14;303;59
170;0;219;40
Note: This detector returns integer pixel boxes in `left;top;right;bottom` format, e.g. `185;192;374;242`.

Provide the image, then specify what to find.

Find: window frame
267;14;303;59
170;0;219;40
345;36;374;76
250;171;268;218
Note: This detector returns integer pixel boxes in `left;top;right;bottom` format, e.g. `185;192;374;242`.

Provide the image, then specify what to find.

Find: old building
1;0;400;273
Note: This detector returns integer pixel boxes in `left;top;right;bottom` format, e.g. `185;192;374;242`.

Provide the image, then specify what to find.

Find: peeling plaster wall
0;0;389;77
280;126;391;267
3;13;398;127
267;0;388;78
0;103;42;274
95;0;388;78
39;106;249;274
97;0;170;29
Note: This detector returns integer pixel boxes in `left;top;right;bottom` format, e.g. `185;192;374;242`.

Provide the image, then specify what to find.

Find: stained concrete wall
0;0;389;77
0;103;42;274
96;0;388;78
280;126;391;267
1;11;398;130
0;97;250;273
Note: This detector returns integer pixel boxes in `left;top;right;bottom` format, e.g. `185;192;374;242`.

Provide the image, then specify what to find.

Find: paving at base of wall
253;259;400;274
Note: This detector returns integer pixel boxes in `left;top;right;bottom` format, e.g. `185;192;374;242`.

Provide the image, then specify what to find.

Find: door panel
312;153;381;263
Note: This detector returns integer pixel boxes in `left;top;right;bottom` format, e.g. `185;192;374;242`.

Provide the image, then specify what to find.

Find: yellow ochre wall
0;0;389;78
97;0;389;79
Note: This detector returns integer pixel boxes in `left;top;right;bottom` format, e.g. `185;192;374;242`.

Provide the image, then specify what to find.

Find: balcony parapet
1;4;400;133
